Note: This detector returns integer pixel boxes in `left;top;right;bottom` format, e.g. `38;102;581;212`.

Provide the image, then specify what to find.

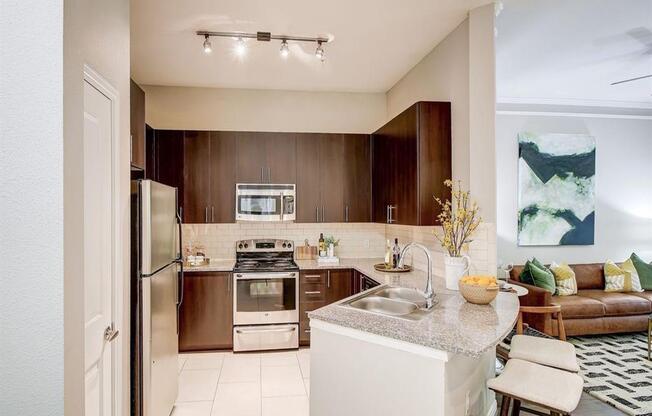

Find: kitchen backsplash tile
183;222;496;278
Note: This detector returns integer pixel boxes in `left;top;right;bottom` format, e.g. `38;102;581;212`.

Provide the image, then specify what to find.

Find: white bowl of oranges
458;275;500;305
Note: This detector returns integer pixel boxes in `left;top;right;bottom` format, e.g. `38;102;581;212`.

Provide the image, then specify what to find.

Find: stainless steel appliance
233;239;299;351
235;184;296;222
131;180;183;416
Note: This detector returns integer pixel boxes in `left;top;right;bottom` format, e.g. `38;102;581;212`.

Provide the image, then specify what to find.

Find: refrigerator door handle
175;210;184;336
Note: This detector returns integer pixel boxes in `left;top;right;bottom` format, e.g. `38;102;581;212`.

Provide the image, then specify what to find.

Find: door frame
83;64;124;416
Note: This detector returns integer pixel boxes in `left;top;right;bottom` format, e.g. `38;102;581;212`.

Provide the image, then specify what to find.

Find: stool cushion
509;335;580;372
487;359;584;414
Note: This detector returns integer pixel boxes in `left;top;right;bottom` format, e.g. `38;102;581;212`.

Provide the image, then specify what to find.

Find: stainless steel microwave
235;184;296;222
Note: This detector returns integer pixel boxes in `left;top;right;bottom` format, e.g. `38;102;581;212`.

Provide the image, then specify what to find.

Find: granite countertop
183;259;235;272
306;258;520;358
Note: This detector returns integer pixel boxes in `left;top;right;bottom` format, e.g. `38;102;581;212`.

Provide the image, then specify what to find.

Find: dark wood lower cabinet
299;268;353;345
179;272;233;351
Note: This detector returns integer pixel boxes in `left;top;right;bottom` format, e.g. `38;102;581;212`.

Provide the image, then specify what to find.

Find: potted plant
324;236;340;258
434;180;482;290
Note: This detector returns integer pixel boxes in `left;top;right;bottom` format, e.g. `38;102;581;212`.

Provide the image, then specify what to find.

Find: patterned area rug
500;330;652;416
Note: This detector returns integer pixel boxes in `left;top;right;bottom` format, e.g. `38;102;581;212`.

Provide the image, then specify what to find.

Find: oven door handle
235;326;297;334
234;272;297;280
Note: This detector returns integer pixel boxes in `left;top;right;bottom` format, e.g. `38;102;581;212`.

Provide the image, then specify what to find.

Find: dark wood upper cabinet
372;101;451;226
146;129;184;214
210;132;237;223
183;131;211;223
319;134;345;222
343;135;371;222
236;132;296;184
130;80;146;170
296;134;322;223
179;272;233;351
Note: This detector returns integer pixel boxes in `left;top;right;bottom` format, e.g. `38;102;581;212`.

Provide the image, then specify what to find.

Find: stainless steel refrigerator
131;180;183;416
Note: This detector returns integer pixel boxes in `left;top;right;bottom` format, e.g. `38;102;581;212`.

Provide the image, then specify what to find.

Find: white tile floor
173;348;311;416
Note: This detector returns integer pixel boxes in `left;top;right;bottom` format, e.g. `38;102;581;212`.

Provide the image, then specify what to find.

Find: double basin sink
340;286;435;321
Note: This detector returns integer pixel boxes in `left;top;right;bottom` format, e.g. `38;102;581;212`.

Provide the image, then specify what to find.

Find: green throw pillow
519;258;556;295
631;253;652;290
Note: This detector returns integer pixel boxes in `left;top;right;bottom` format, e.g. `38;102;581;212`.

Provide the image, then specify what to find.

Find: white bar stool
509;334;580;373
488;358;584;416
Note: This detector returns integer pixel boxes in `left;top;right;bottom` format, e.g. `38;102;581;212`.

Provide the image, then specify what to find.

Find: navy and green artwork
517;133;595;246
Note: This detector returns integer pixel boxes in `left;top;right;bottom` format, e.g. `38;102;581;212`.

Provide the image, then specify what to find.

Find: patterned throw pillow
604;260;638;292
621;258;644;292
549;262;578;296
630;253;652;290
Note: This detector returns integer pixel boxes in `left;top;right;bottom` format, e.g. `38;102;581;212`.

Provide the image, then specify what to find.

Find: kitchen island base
309;320;497;416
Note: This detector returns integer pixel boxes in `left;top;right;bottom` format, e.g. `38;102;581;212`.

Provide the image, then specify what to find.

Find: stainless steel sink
340;286;435;321
348;296;418;316
373;287;428;308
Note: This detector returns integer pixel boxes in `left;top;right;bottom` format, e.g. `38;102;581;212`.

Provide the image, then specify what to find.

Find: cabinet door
295;134;321;223
210;131;237;223
326;269;353;304
179;272;233;351
371;132;390;223
130;80;146;169
265;133;296;184
153;130;184;214
183;131;211;223
390;105;418;225
343;135;371;222
319;134;345;222
236;132;267;183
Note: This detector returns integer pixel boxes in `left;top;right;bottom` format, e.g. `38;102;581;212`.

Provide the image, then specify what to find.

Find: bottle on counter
384;239;392;268
318;233;326;257
392;238;401;268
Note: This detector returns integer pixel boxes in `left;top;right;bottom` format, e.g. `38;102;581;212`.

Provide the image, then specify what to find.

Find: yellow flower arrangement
434;180;482;257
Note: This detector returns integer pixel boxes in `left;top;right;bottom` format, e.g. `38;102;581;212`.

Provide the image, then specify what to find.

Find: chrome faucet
398;242;435;309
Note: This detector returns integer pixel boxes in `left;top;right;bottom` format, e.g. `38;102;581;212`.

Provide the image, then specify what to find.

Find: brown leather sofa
509;263;652;336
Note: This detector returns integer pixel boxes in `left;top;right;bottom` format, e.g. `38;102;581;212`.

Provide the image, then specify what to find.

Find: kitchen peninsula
304;260;519;416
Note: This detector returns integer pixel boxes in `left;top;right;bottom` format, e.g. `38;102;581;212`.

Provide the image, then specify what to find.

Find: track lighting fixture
315;41;325;62
197;30;330;61
279;40;289;58
202;35;212;54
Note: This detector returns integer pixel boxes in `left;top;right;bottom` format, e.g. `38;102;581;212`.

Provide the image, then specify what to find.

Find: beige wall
386;19;471;190
64;0;131;414
143;85;387;134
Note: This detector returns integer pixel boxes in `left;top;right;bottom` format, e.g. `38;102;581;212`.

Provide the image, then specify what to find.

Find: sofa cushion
630;291;652;303
520;259;556;294
550;262;578;296
552;294;605;319
572;263;604;290
579;290;652;316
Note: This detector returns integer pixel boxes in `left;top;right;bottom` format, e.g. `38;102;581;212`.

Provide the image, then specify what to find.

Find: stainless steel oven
233;272;299;325
235;184;295;222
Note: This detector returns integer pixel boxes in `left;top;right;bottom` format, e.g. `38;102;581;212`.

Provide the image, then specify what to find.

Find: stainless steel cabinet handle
327;271;330;288
236;327;296;334
211;206;215;223
104;325;119;342
316;207;319;222
205;207;209;223
304;274;321;278
304;291;321;295
321;206;325;223
260;167;264;182
267;167;271;183
387;205;396;223
345;205;349;222
305;329;311;334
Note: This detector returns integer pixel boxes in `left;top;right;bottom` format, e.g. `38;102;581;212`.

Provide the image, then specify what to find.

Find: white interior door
83;78;116;416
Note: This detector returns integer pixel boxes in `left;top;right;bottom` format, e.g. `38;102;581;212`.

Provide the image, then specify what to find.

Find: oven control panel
236;239;294;252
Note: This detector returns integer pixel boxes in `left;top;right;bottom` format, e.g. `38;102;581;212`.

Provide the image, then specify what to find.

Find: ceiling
496;0;652;108
130;0;490;93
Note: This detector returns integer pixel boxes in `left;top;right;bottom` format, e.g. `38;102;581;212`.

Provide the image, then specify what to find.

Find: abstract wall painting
517;132;595;246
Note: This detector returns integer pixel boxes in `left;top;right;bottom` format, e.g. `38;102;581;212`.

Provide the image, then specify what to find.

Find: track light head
203;35;212;54
315;41;325;62
235;37;246;56
280;40;290;58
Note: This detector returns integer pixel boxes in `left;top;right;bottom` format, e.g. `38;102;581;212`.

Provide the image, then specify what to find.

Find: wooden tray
295;244;318;260
373;263;412;273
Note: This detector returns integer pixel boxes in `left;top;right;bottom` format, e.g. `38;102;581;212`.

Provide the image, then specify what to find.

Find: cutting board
295;243;318;260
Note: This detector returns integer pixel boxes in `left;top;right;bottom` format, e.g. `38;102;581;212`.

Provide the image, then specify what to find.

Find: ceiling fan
610;27;652;86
